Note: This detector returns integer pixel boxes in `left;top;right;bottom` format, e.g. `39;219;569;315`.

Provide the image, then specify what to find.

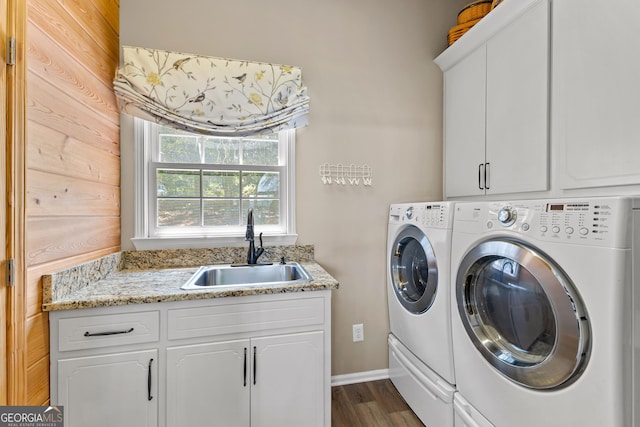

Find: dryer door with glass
456;238;591;390
390;225;438;314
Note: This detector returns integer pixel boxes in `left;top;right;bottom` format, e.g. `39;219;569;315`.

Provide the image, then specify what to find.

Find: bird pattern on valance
114;46;309;136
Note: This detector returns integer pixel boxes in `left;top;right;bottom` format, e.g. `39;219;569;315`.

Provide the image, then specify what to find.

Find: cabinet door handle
243;347;248;387
253;346;257;385
485;162;490;190
84;327;134;337
147;358;154;401
478;163;484;190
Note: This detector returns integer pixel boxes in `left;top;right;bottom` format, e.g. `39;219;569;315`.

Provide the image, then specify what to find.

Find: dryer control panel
454;197;632;249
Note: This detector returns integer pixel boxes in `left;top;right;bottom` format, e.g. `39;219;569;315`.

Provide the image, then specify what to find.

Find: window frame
130;118;297;250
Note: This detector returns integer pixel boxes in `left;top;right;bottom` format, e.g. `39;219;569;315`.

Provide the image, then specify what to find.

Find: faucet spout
246;208;264;264
246;209;254;241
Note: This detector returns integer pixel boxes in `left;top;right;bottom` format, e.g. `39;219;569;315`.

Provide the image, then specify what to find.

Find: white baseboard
331;369;390;387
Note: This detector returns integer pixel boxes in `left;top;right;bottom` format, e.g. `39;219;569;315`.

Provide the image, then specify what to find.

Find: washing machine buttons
521;223;530;231
540;226;548;233
566;226;575;235
580;227;589;236
552;226;561;234
498;207;517;226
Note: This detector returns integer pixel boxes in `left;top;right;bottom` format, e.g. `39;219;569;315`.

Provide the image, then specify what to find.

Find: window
131;119;296;249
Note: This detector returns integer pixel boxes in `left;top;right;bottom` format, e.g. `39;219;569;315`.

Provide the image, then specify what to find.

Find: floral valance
113;46;310;136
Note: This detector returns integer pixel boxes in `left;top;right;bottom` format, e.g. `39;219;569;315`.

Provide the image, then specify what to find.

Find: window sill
131;234;298;251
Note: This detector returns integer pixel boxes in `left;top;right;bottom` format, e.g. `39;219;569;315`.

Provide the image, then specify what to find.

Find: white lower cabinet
250;332;325;427
57;349;158;427
166;340;250;427
50;291;331;427
166;331;324;427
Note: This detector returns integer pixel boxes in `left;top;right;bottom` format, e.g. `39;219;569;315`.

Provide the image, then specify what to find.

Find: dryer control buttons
521;223;530;232
579;227;589;236
566;226;574;235
552;226;561;234
498;207;517;226
540;226;548;233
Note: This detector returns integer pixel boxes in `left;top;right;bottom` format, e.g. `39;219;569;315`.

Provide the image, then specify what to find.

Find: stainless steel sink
181;262;312;290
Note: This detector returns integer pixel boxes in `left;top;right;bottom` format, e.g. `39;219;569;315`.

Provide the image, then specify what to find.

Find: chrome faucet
245;208;264;264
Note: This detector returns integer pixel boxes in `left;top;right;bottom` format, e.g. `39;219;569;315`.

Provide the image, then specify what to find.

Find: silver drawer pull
84;327;134;337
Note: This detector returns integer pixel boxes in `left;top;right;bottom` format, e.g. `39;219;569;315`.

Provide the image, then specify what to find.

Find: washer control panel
455;197;631;248
389;202;454;229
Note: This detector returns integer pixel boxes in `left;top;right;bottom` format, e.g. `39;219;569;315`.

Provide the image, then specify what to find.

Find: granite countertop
42;245;339;311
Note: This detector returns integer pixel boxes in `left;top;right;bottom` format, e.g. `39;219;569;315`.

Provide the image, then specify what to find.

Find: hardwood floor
332;379;425;427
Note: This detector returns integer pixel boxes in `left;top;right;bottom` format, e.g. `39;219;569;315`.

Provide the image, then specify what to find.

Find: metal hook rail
319;163;372;186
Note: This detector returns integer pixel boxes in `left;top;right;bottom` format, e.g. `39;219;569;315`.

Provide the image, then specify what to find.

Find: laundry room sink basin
181;262;312;290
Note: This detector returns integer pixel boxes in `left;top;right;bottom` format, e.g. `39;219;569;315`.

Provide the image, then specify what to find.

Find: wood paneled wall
24;0;120;404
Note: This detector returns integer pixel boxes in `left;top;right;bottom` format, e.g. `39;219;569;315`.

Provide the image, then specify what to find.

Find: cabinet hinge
6;37;16;66
7;258;15;287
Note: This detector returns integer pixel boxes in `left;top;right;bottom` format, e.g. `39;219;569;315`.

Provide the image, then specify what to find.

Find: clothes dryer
450;197;640;427
387;202;456;426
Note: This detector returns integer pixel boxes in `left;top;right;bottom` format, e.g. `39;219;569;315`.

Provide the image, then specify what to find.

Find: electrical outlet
352;324;364;342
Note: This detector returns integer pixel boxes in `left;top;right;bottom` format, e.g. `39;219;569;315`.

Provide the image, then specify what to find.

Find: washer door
456;238;590;390
390;225;438;314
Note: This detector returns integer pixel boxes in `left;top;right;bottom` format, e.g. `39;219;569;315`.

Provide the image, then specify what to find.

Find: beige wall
120;0;467;376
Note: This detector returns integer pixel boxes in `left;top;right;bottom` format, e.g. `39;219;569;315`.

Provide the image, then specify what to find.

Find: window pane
203;199;240;226
242;139;279;166
145;121;291;237
242;171;280;198
157;169;201;197
203;171;240;197
159;133;200;163
242;199;280;225
157;199;201;227
203;138;240;164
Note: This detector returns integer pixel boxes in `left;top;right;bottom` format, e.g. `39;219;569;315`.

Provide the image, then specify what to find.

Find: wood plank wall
0;0;7;407
24;0;120;404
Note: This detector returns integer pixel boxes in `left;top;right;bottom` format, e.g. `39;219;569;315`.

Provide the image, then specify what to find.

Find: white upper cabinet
436;0;550;198
443;46;487;197
553;0;640;189
485;0;548;195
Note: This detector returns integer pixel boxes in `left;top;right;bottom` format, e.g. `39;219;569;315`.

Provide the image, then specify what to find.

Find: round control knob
405;207;414;220
521;223;530;231
566;227;574;235
579;227;589;236
540;226;548;233
498;207;517;226
552;226;561;234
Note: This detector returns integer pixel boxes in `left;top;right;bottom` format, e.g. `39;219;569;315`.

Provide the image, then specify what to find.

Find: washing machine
387;202;456;426
450;197;640;427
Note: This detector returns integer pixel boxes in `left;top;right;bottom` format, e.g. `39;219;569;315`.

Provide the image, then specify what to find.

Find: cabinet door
554;0;640;189
444;46;487;198
57;349;158;427
166;340;250;427
251;331;325;427
485;0;549;195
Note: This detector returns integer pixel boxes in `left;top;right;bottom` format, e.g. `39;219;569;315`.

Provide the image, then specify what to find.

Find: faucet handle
255;233;265;260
